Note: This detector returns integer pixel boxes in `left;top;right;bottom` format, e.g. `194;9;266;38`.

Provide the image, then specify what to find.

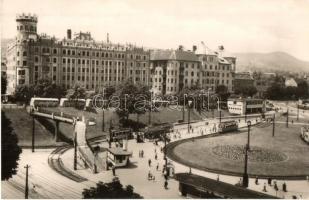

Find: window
53;58;57;63
63;58;66;64
53;49;57;54
23;51;27;56
22;61;27;66
35;56;39;62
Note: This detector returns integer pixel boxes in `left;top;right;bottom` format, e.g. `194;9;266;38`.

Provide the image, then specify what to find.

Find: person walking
155;153;158;160
282;182;287;192
156;163;159;171
148;159;152;167
263;183;267;192
112;165;116;176
255;176;259;185
164;180;168;189
268;178;272;186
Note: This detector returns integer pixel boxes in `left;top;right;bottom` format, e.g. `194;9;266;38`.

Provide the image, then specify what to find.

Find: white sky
1;0;309;61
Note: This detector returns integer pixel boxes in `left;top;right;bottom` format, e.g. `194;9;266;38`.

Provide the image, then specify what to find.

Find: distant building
285;78;298;87
234;72;254;90
227;98;265;115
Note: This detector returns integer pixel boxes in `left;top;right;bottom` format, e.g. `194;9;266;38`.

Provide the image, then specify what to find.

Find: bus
30;97;59;108
218;120;238;133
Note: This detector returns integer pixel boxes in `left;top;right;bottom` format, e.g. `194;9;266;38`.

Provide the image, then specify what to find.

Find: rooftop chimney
67;29;72;39
193;45;197;52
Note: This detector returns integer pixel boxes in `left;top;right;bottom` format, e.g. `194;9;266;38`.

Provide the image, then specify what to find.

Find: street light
207;88;211;111
183;94;187;122
102;88;106;132
243;120;251;188
272;114;276;137
188;100;193;134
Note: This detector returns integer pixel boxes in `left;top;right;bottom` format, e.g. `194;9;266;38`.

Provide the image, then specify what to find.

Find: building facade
6;14;150;94
6;13;236;96
150;46;236;95
227;98;265;115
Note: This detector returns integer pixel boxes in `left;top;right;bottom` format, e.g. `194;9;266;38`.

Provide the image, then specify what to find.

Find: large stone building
6;13;236;96
149;46;236;95
6;13;150;94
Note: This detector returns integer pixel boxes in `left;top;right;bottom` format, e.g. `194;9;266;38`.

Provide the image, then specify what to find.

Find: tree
114;79;150;121
1;75;7;94
234;85;257;97
66;82;86;108
296;80;309;99
215;85;230;101
82;178;143;199
34;79;66;98
1;111;22;180
14;85;34;104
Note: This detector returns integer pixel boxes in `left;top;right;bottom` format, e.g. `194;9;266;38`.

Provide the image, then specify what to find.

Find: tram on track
218;120;238;133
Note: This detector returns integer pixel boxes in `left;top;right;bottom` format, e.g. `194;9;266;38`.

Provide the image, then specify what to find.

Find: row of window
17;25;36;32
32;47;148;60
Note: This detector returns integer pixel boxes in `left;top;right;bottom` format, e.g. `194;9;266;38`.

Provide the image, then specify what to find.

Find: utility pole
297;103;299;121
219;110;222;124
272;114;275;137
32;117;35;153
286;108;289;128
243;121;251;188
24;165;30;199
74;131;77;170
188;100;192;134
148;98;152;125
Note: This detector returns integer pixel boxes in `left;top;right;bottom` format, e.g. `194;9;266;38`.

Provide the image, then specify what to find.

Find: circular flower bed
212;145;287;163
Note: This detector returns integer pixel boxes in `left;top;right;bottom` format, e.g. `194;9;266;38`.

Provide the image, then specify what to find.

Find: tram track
48;146;88;183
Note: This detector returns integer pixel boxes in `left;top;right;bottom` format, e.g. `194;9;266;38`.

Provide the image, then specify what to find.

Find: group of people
262;177;287;193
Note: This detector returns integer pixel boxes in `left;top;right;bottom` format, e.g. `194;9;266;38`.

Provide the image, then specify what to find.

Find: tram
218;120;238;133
143;123;173;141
300;126;309;144
108;128;133;142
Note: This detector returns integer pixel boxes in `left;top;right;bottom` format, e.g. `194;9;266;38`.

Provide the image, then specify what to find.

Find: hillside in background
233;52;309;73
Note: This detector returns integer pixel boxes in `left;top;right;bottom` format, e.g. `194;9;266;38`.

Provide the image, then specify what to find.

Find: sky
1;0;309;61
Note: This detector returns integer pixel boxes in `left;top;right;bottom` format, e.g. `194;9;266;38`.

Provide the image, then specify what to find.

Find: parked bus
30;97;59;108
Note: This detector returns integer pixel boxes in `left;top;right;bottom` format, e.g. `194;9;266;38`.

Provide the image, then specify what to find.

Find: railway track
48;146;88;183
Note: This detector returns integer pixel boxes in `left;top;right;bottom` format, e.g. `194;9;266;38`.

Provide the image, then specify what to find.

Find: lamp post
183;94;187;121
32;116;35;153
243;120;251;188
286;107;289;128
188;100;192;134
272;114;275;137
102;88;106;132
247;120;251;150
297;102;299;121
207;88;211;111
74;131;77;170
